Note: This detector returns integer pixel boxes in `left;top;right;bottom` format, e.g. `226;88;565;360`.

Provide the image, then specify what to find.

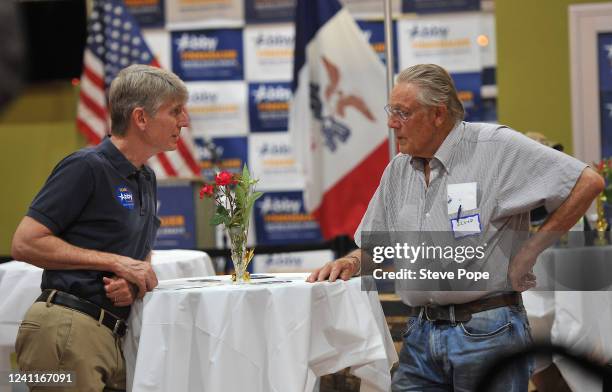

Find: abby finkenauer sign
171;29;243;81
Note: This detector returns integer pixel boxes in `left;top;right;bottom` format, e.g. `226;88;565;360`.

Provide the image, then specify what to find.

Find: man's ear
132;107;147;131
433;105;448;127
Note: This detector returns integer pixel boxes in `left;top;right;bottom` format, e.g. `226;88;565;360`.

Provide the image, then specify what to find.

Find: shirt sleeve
354;159;394;247
494;127;587;219
27;153;95;234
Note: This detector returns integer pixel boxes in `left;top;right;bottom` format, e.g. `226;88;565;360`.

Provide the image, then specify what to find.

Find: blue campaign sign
402;0;480;14
253;191;323;245
155;184;197;249
194;136;248;181
248;82;292;132
600;91;612;158
171;29;243;81
598;33;612;158
124;0;165;28
356;20;398;73
451;72;483;122
598;33;612;91
245;0;295;23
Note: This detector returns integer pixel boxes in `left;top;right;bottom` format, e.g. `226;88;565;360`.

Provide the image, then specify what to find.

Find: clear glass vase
229;226;249;283
595;193;609;245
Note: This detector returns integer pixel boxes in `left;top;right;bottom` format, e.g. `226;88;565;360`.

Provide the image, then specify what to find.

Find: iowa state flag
289;0;389;240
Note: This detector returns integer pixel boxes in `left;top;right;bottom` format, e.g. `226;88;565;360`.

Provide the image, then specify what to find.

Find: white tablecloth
523;246;612;392
0;249;214;392
125;274;398;392
0;262;42;348
149;249;215;282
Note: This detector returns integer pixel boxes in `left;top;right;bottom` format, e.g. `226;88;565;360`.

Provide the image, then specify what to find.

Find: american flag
76;0;201;179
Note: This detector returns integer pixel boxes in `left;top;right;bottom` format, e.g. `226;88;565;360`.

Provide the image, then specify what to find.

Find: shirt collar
432;121;464;174
408;121;464;173
97;136;140;178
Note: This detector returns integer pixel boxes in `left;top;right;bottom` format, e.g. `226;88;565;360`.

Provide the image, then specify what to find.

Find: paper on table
155;279;226;290
154;276;299;290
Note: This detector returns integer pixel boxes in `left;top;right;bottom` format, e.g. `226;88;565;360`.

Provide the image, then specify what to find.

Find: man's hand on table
307;255;360;283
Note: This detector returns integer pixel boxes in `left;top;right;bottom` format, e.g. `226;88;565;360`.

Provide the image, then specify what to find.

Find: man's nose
387;116;400;129
179;109;190;127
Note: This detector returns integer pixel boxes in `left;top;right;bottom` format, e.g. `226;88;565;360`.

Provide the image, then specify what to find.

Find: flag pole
383;0;396;161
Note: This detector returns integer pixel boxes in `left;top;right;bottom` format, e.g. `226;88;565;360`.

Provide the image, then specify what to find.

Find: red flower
199;184;215;199
597;161;605;172
215;171;233;186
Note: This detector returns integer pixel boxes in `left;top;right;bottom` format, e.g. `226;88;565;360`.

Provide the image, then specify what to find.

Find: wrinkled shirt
355;121;587;306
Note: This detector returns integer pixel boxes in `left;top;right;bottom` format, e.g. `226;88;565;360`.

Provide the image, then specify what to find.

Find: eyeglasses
384;104;412;122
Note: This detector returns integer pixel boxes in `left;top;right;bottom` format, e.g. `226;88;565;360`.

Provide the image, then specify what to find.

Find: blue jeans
392;305;534;392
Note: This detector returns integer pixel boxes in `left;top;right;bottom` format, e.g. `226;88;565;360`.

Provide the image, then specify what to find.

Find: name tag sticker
447;182;477;215
450;213;481;239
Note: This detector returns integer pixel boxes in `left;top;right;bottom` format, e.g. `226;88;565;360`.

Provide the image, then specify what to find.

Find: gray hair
108;64;188;136
396;64;464;123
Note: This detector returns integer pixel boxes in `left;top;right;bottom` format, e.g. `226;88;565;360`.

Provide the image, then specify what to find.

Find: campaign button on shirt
116;186;135;210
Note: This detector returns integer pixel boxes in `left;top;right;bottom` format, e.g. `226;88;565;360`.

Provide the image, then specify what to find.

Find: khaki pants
15;302;126;392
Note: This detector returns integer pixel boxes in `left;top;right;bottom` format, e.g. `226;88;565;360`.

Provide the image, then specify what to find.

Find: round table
125;273;398;392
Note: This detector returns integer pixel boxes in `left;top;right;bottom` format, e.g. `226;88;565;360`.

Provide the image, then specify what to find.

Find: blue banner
600;91;612;158
356;20;398;73
598;32;612;91
248;82;291;132
402;0;480;14
451;72;483;122
171;29;243;81
124;0;165;28
194;136;248;181
253;191;323;245
598;33;612;158
155;184;197;249
245;0;295;23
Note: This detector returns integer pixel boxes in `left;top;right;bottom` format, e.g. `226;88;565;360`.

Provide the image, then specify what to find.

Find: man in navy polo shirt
11;64;190;391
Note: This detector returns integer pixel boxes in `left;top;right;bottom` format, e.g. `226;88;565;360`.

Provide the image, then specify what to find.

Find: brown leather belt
37;289;127;337
405;292;522;323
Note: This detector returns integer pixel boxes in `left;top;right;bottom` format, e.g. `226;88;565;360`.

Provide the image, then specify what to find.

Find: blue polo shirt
27;137;160;319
